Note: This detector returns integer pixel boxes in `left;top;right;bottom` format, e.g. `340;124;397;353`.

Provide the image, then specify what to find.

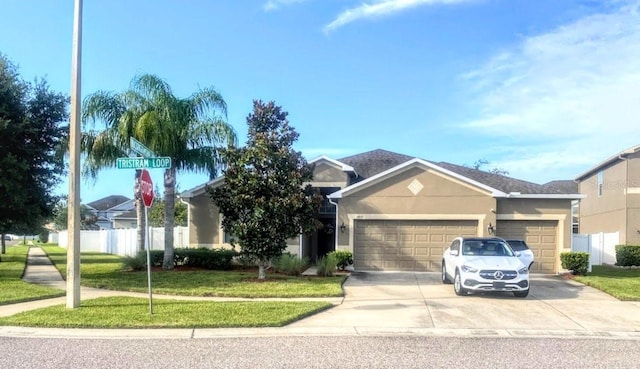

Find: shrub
122;252;147;271
615;245;640;266
38;228;49;243
316;254;338;277
560;252;589;275
328;250;353;271
149;250;164;267
180;248;238;270
274;253;309;276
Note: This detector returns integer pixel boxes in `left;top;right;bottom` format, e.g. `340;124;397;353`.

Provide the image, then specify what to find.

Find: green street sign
130;137;155;157
116;157;172;169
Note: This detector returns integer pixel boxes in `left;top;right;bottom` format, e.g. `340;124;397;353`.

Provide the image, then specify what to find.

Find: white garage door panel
354;220;477;271
497;220;558;273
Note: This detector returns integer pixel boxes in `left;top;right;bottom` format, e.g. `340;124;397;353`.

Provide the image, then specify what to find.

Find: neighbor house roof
86;195;131;211
574;144;640;181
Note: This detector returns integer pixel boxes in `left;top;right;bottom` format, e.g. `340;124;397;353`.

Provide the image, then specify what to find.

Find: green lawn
0;296;332;328
40;245;346;297
573;265;640;301
0;245;65;305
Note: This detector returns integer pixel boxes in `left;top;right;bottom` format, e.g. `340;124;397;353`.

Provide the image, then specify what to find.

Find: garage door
353;220;478;271
497;220;558;273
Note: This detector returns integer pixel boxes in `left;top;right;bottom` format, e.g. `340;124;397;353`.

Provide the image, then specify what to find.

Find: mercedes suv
441;237;530;297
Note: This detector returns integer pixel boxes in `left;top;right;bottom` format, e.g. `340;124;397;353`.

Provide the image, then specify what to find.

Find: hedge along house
179;149;583;273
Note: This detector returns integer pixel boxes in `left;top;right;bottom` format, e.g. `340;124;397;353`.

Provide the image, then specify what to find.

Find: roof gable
575;144;640;181
329;158;506;199
308;155;355;173
180;177;225;199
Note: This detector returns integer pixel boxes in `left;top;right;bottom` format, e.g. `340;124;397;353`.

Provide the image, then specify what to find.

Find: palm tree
82;74;236;269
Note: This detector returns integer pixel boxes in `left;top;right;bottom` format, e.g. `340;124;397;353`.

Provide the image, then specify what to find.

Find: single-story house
575;144;640;244
179;149;582;273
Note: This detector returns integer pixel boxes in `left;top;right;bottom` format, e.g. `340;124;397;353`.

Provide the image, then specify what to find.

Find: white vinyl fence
572;232;619;271
51;227;189;257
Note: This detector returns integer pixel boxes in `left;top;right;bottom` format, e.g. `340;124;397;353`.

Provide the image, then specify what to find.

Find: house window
597;171;604;197
223;229;237;244
318;197;336;214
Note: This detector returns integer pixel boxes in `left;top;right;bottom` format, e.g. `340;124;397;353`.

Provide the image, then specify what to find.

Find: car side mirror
515;251;521;257
450;250;459;256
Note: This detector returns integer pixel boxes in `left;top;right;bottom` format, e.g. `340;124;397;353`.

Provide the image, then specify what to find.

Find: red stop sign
140;169;154;208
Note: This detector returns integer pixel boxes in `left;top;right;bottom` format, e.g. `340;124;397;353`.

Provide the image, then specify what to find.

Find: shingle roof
339;149;414;180
86;195;131;211
435;161;565;195
337;149;577;195
542;180;578;194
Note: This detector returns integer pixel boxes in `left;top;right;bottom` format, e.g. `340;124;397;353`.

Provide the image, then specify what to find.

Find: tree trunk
162;166;176;270
134;170;145;252
258;260;267;279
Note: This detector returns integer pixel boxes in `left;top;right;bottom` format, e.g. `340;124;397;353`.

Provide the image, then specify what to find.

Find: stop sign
140;169;154;208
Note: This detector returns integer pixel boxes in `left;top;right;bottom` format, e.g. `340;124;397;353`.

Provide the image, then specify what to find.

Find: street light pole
67;0;83;309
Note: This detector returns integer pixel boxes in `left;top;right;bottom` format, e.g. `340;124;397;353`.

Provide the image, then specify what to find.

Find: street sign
116;157;172;169
130;137;155;157
140;169;154;208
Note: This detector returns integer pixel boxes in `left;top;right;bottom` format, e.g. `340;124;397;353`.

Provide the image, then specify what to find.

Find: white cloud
263;0;310;12
323;0;475;33
462;1;640;181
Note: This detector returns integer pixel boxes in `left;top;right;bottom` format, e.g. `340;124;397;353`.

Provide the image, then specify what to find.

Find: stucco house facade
180;149;581;273
575;145;640;245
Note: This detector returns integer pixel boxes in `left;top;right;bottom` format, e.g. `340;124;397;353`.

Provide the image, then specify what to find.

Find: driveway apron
290;272;640;333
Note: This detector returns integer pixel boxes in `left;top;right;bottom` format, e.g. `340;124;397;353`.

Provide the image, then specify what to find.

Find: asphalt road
1;336;638;369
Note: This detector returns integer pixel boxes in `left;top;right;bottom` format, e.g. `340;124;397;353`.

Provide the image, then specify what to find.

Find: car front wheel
514;289;529;298
441;262;452;284
454;270;468;296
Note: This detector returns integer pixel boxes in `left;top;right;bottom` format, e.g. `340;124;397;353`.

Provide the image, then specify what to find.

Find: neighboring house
112;209;138;229
180;149;582;273
86;195;134;229
575;145;640;245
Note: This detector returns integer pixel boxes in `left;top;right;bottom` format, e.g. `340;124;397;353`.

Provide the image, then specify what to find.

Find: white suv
441;237;530;298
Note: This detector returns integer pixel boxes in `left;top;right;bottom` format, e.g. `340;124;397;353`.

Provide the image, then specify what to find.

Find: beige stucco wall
186;192;221;247
579;159;628;240
308;162;349;187
335;166;496;252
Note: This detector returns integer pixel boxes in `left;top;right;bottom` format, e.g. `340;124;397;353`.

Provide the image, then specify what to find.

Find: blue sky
2;0;639;203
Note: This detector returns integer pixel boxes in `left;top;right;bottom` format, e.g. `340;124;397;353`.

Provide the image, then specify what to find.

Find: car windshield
506;240;529;252
462;240;514;257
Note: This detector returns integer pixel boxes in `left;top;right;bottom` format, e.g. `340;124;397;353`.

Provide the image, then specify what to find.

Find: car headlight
518;267;529;275
461;265;478;273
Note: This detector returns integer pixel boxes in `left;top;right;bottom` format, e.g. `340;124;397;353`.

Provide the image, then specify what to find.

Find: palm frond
82;91;125;129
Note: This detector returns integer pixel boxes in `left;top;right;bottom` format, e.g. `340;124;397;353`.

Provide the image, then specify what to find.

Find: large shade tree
82;74;236;269
210;100;322;279
0;54;68;258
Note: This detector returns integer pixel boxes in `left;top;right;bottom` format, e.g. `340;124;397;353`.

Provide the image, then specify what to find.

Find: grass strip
0;245;65;305
573;265;640;301
0;296;333;328
40;245;345;298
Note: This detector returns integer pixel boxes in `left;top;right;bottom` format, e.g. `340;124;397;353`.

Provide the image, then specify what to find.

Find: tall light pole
67;0;83;309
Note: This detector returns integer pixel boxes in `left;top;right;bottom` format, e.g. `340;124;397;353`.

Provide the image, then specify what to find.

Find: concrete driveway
290;272;640;335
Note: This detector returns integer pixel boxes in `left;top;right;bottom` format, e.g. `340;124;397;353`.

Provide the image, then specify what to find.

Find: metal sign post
145;205;153;315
